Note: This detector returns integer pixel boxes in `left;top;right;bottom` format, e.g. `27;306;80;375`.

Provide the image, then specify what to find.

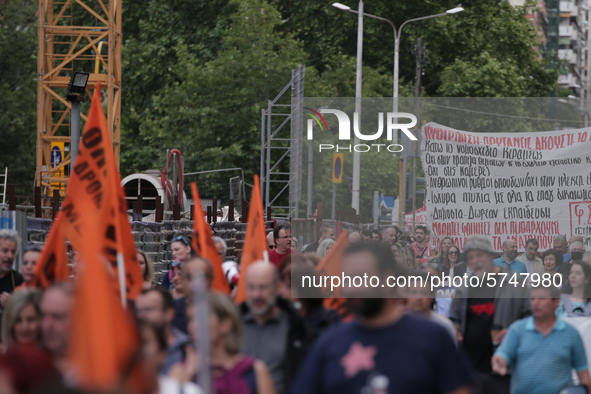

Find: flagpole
191;265;211;394
116;253;126;308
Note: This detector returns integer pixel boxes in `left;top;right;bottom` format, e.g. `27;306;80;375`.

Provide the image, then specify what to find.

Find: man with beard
240;261;307;394
0;230;24;308
291;243;474;394
493;239;526;273
411;225;435;265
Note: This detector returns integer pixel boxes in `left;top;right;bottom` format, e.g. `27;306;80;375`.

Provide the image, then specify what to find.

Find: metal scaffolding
260;65;305;220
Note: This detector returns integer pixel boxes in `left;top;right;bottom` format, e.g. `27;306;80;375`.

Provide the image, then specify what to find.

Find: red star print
340;341;377;378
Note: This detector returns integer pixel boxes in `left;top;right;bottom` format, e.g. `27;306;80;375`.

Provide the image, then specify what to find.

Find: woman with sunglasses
441;245;467;278
161;235;193;290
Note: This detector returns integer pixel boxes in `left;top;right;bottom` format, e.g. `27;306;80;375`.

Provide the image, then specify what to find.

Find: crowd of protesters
0;222;590;394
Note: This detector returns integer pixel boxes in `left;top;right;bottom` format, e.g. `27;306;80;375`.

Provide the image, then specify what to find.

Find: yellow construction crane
36;0;121;209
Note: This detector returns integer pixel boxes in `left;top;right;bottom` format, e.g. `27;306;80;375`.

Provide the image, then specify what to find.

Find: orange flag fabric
235;176;268;304
58;86;143;300
68;208;140;391
30;213;70;290
316;231;349;313
190;182;231;294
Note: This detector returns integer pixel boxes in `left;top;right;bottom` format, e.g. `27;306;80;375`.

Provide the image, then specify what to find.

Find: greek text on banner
421;123;591;251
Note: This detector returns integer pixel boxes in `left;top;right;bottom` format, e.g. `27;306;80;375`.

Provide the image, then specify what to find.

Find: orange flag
58;86;143;300
316;231;349;313
68;207;140;391
235;176;268;304
30;212;70;290
190;182;230;294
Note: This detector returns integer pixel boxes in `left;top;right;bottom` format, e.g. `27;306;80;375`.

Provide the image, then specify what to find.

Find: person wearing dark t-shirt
268;225;296;267
291;243;474;394
0;231;24;307
463;295;495;373
302;225;336;253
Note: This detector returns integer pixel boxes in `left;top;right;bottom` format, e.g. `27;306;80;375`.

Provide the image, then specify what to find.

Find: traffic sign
50;142;65;193
332;153;343;183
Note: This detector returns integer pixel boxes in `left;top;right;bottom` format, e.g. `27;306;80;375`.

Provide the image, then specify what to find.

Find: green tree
128;0;307;183
274;0;558;97
120;0;235;173
0;0;38;195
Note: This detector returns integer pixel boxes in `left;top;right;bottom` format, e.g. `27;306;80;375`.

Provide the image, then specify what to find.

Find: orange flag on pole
30;213;70;290
190;182;230;294
58;86;143;301
316;231;349;312
235;175;268;304
68;211;141;391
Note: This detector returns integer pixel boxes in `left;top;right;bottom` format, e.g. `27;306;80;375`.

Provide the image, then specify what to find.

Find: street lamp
332;3;463;220
66;71;89;167
331;1;365;214
332;3;464;117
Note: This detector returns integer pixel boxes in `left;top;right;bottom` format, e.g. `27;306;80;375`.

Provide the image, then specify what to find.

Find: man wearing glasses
269;225;296;267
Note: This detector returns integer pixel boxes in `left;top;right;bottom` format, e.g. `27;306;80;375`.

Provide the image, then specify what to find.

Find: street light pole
352;0;363;214
331;3;463;221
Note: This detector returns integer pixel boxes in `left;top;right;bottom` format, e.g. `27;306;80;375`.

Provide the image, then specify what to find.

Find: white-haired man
212;236;239;287
0;230;24;306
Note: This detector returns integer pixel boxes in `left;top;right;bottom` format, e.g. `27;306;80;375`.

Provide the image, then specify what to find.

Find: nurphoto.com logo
304;107;418;153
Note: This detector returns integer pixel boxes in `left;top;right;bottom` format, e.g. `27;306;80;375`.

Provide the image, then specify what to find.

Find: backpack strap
415;244;427;259
232;356;255;376
213;356;255;394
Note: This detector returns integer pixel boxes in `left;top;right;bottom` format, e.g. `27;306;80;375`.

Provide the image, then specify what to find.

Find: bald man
493;239;527;273
348;231;363;244
240;262;307;394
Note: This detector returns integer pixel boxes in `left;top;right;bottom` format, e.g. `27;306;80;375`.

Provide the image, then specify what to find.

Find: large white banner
421;123;591;251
